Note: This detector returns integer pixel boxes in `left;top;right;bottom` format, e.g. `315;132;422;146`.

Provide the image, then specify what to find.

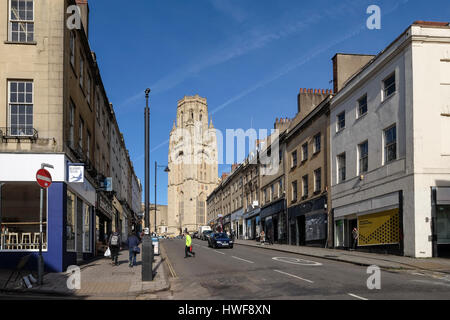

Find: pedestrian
108;229;121;266
127;231;140;268
184;232;195;258
352;227;359;250
260;230;266;244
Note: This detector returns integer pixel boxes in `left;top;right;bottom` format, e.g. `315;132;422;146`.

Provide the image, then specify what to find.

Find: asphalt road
161;238;450;300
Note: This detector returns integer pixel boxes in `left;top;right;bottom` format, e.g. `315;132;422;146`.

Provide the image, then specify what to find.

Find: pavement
0;247;170;299
161;238;450;300
234;239;450;273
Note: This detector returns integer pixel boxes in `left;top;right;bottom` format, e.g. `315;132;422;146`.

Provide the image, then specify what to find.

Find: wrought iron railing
0;127;38;140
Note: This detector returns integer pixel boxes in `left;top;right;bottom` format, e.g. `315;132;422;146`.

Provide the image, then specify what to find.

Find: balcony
0;127;38;142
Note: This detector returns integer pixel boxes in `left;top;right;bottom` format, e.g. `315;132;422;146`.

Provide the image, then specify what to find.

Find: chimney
75;0;89;39
332;53;375;93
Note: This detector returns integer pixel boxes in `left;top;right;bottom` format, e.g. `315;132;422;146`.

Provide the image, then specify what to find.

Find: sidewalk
0;248;170;298
235;239;450;274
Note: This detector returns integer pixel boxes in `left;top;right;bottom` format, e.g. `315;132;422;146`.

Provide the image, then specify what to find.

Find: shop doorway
349;219;357;248
273;216;279;243
290;222;296;245
76;198;83;263
297;215;305;246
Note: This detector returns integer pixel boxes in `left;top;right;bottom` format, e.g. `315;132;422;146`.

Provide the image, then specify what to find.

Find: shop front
0;154;97;272
288;195;327;247
223;214;231;235
333;191;403;255
434;187;450;257
244;208;261;240
96;192;114;256
260;198;287;244
231;208;244;240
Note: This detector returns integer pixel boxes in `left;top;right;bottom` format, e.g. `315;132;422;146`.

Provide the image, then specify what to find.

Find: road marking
213;250;225;255
273;270;314;283
347;293;368;300
232;256;254;264
272;257;322;266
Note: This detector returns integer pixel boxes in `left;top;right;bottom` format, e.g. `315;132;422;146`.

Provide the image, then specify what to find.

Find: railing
0;127;38;141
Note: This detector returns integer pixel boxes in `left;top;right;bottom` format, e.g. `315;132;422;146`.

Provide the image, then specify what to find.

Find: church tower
167;95;218;235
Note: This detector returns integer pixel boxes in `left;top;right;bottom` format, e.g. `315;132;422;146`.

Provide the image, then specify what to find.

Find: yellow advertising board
358;208;400;246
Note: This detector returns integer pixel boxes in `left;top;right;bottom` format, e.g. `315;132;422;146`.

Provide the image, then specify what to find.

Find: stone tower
167;95;219;235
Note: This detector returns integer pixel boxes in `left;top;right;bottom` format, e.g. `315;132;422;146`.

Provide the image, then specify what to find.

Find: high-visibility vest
186;235;192;247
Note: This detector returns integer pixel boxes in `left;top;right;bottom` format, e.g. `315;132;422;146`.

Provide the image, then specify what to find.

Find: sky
87;0;450;205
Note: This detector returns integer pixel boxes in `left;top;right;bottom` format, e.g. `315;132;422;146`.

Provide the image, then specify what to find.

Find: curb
235;242;414;271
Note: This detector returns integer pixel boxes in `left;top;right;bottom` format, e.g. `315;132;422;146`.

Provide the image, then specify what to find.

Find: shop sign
358;208;400;246
68;165;84;183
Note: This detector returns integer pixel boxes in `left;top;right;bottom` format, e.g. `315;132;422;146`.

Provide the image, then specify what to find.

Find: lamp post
154;161;169;234
142;88;153;281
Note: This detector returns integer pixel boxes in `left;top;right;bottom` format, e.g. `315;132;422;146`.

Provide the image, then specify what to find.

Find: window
279;179;283;197
337;112;345;131
0;183;47;251
384;125;397;163
291;150;297;168
337;153;346;183
8;80;33;136
86;130;91;160
358;94;368;117
302;143;308;161
86;74;91;105
78;117;84;151
383;73;396;99
8;0;34;43
302;175;308;198
95;94;100;121
69;101;75;148
70;32;75;67
279;149;283;163
292;181;298;202
66;190;76;252
314;168;321;192
314;134;321;154
271;184;274;201
359;141;368;174
82;203;91;253
79;55;84;89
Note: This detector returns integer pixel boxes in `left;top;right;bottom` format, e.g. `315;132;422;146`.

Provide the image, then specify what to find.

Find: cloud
210;0;247;23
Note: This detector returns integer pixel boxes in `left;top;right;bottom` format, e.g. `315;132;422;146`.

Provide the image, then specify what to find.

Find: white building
330;21;450;258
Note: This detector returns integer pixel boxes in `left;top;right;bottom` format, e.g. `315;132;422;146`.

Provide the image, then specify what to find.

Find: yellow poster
358;208;400;246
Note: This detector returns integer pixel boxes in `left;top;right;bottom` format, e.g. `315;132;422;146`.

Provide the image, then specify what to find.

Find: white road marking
273;270;314;283
347;293;368;300
232;256;254;264
214;250;225;255
272;257;322;266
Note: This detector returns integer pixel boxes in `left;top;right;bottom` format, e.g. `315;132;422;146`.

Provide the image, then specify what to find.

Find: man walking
108;229;121;266
127;231;140;268
352;227;359;250
184;232;195;258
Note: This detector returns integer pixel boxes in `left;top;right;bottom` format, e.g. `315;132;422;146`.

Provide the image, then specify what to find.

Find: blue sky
87;0;450;205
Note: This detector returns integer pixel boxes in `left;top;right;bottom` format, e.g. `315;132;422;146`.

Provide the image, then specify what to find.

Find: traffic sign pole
36;164;53;286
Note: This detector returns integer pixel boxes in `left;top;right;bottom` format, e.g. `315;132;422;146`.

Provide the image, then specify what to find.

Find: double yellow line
161;243;177;278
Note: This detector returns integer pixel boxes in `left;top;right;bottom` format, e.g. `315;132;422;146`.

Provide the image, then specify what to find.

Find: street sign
36;169;52;188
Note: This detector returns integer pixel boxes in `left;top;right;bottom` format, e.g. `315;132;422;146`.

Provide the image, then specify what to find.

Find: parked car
208;232;233;249
193;231;199;239
201;230;213;241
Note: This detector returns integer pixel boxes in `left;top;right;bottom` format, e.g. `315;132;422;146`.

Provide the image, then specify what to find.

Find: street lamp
154;161;169;234
142;88;153;281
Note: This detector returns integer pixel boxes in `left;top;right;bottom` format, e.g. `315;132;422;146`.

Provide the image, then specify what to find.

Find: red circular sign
36;169;52;188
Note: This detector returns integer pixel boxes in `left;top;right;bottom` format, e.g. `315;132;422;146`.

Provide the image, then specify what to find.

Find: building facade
0;0;141;272
167;95;218;235
330;21;450;258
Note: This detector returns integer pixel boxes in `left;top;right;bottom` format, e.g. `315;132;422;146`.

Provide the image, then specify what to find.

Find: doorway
349;219;357;248
273;215;279;243
297;215;305;246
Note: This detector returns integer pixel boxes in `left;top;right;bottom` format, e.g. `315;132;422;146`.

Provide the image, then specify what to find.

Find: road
161;238;450;300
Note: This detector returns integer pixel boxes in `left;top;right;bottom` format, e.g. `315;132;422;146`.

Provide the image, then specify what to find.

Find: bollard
141;235;153;281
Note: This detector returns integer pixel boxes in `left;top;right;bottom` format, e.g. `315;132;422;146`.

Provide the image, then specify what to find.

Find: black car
201;230;213;241
193;231;199;239
208;232;233;249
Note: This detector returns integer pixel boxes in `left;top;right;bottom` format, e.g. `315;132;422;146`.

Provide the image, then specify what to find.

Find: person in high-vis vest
184;232;195;258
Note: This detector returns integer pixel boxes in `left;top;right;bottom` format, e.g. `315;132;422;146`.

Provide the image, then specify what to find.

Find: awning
231;208;244;221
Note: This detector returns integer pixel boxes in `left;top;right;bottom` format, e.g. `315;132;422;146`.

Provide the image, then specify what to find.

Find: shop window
83;203;91;253
0;183;47;251
66;190;76;252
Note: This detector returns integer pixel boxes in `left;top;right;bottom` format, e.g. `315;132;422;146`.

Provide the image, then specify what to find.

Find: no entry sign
36;169;52;188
